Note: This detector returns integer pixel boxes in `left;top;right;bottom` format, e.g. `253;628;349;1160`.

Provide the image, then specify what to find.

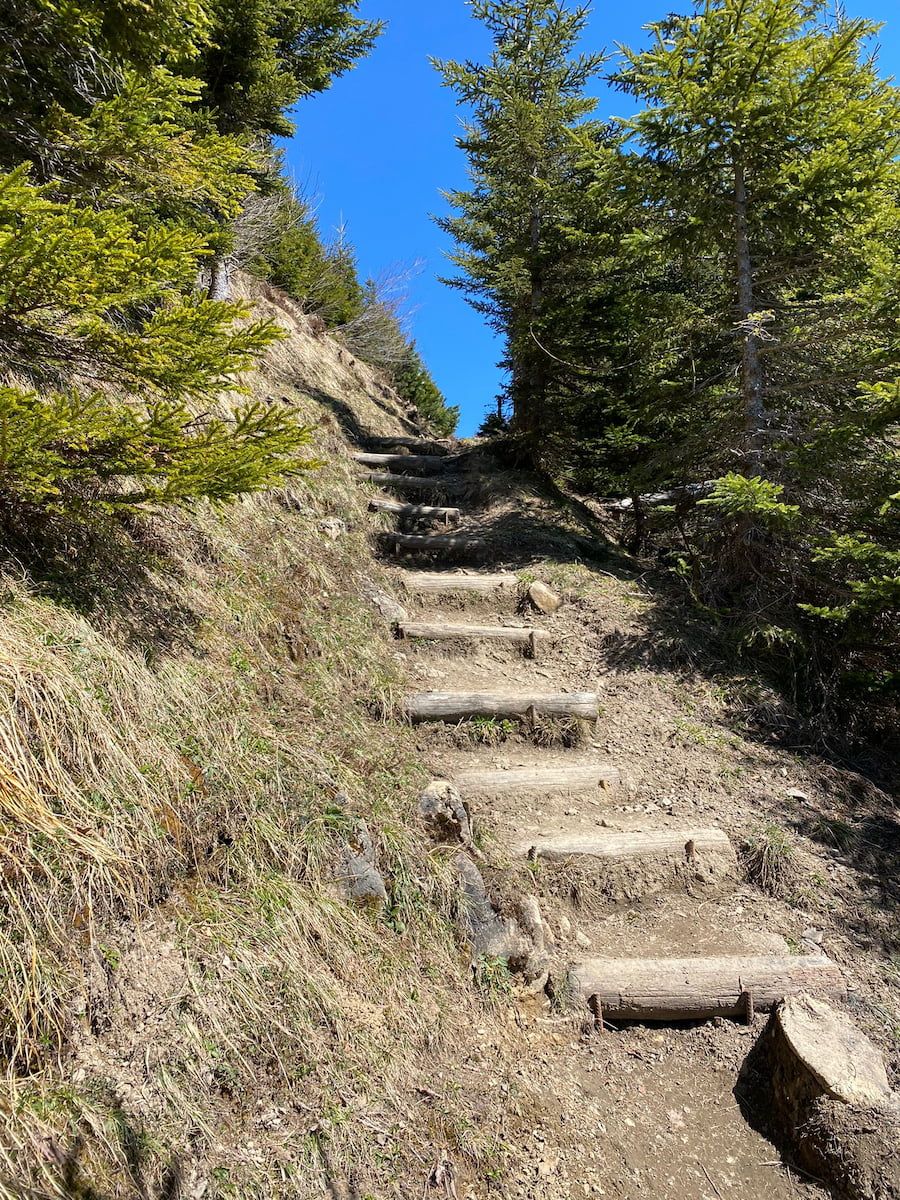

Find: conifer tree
615;0;900;468
435;0;604;450
599;0;900;720
200;0;383;139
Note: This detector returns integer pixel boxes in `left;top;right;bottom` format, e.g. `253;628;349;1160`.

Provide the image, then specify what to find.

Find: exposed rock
419;779;474;846
454;855;548;982
360;577;408;627
527;580;562;614
338;823;389;908
318;518;348;540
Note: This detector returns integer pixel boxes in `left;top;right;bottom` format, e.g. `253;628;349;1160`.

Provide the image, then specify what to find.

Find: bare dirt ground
374;446;900;1200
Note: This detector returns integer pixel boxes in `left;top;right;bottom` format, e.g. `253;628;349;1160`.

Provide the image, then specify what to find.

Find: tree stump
767;994;900;1200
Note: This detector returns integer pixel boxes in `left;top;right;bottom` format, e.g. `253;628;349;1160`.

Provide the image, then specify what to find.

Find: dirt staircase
354;435;898;1200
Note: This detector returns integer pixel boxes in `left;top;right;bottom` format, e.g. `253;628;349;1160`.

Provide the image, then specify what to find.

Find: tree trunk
208;254;232;301
733;152;767;466
511;161;546;452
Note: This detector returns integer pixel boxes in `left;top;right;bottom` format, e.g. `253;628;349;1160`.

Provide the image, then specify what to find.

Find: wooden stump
766;994;900;1200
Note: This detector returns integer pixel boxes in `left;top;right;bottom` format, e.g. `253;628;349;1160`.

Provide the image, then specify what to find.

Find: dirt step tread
389;532;486;552
366;436;453;455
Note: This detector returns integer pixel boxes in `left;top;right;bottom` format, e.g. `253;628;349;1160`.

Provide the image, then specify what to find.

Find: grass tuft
741;822;801;899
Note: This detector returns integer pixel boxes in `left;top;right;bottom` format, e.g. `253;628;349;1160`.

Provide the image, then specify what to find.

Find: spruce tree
615;0;900;468
435;0;604;451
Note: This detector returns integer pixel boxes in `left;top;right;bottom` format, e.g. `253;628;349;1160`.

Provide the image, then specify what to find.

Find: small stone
786;787;810;802
419;780;474;846
558;915;572;938
318;517;347;540
575;930;591;949
527;581;562;615
337;822;388;908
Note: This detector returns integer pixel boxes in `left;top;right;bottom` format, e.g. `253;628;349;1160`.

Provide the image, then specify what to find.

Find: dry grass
0;296;489;1199
741;823;802;899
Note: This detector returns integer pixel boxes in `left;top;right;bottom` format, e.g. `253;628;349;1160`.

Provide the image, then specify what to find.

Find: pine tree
600;0;900;722
0;1;344;529
200;0;383;139
615;0;900;468
435;0;604;451
0;165;312;524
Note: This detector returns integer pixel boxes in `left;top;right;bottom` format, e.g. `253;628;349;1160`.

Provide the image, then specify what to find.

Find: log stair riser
401;572;518;595
518;828;734;864
569;954;847;1022
369;499;461;524
367;473;467;496
353;452;455;473
399;623;551;655
402;692;600;723
453;765;620;798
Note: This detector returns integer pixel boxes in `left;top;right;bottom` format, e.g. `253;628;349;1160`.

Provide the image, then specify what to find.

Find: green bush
0;386;315;522
0;164;313;525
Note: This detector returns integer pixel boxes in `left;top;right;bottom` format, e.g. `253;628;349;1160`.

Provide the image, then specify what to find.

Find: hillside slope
2;282;898;1200
0;284;486;1199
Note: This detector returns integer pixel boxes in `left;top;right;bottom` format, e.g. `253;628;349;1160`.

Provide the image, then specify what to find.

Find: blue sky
283;0;900;437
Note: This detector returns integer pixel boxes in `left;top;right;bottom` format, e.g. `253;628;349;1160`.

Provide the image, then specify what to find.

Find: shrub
0;386;316;524
0;165;314;525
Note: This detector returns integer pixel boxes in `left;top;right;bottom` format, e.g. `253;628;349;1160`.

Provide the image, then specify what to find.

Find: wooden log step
369;498;461;524
399;622;551;649
366;436;451;455
516;828;735;863
353;452;452;472
569;954;846;1022
454;764;620;797
388;533;485;554
368;473;466;495
402;691;600;722
401;572;518;594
